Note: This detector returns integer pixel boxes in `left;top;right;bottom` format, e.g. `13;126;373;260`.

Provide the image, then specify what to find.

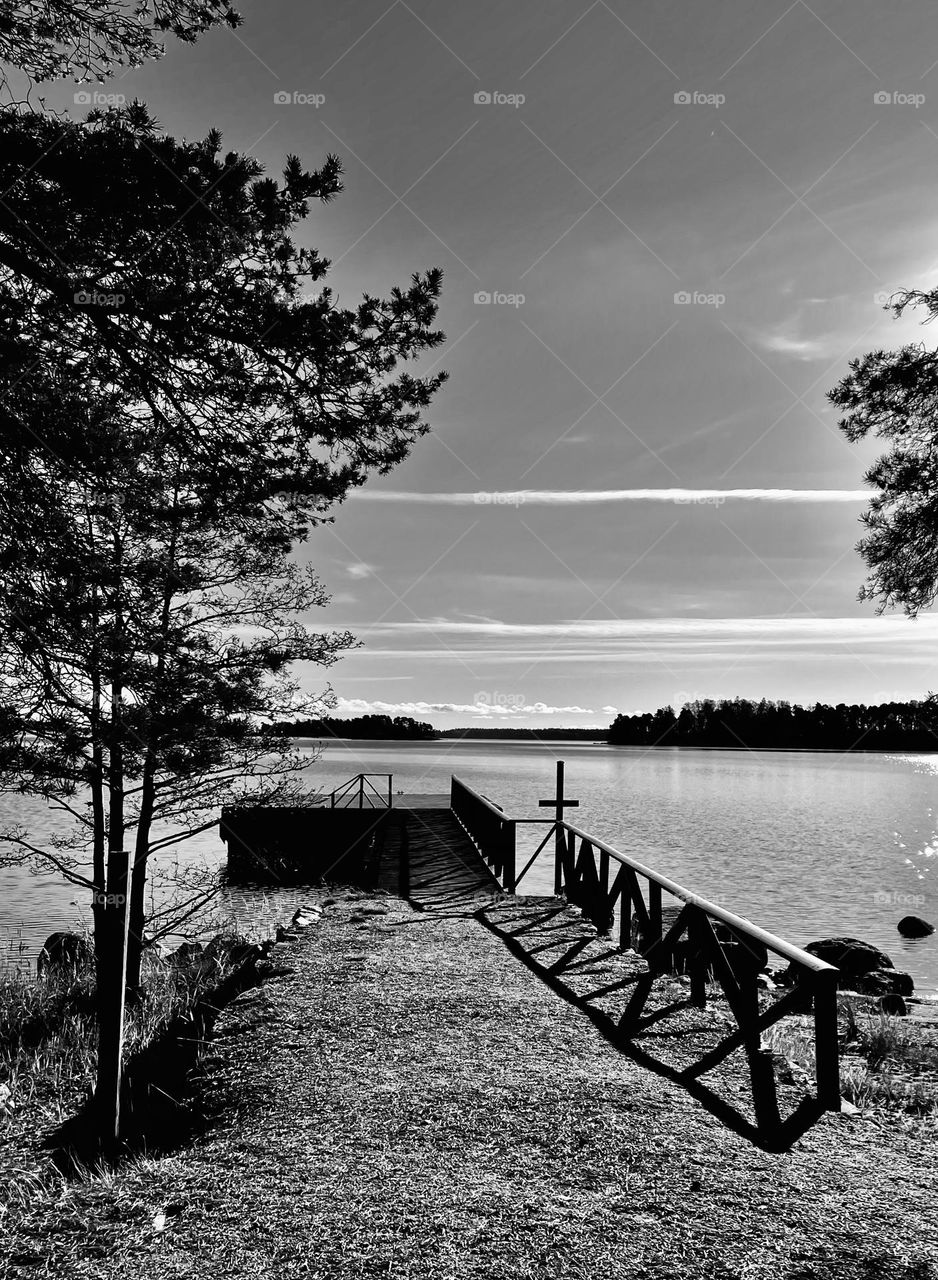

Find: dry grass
1;890;935;1280
763;1002;938;1117
0;929;260;1220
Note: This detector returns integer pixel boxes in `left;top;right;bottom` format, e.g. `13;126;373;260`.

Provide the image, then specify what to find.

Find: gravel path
6;887;936;1280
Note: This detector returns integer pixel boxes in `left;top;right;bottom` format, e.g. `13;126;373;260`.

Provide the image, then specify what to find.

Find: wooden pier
221;766;844;1131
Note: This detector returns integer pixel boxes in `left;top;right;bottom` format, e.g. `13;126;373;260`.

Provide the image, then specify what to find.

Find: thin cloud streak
334;697;600;718
351;488;873;506
369;616;937;640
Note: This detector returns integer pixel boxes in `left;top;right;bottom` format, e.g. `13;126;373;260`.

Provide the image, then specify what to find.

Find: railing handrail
452;775;834;975
549;820;834;973
451;776;511;822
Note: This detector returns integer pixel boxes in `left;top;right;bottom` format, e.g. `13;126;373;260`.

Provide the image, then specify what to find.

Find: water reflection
1;742;935;993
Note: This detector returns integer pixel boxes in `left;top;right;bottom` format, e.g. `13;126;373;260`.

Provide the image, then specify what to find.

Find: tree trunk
94;527;132;1146
125;768;154;991
126;479;179;991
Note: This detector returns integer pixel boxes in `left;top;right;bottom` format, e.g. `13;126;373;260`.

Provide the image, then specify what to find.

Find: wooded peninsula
280;697;938;751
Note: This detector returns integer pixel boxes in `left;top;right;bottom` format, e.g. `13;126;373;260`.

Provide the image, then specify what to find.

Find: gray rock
851;968;914;998
778;937;894;986
897;915;934;939
36;932;91;978
291;905;321;929
168;940;205;967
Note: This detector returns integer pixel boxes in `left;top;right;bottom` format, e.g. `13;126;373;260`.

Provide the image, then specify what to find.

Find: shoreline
300;736;938;754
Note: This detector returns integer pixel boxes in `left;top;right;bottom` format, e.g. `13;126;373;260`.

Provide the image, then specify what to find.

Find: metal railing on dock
450;774;841;1114
329;774;393;809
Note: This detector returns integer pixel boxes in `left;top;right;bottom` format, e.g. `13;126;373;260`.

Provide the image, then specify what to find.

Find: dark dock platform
377;807;503;912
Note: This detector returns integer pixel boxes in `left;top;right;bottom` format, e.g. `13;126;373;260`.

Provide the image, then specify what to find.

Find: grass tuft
0;929;258;1213
763;1000;938;1117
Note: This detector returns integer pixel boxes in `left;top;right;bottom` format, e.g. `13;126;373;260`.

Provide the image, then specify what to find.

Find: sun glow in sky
50;0;938;727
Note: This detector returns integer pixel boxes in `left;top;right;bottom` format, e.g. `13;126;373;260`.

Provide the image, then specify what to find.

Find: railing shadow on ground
476;896;829;1154
448;775;842;1153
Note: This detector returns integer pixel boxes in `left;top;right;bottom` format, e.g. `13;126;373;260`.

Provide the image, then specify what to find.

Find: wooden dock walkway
376;807;504;912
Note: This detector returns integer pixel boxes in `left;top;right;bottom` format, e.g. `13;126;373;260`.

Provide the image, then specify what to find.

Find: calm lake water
2;740;936;995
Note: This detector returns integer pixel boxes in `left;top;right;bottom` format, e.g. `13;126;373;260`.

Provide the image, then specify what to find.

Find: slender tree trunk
125;477;179;989
88;574;111;1066
95;527;132;1144
125;767;154;991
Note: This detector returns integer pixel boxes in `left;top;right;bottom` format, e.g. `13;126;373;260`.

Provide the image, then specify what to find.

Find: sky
43;0;938;727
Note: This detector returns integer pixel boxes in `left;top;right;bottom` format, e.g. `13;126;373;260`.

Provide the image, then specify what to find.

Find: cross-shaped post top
538;759;579;825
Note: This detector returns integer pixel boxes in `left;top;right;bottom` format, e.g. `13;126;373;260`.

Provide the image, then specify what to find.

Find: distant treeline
439;727;607;740
608;697;938;751
277;714;437;739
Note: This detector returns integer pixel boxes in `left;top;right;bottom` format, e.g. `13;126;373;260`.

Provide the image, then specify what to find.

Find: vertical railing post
740;967;780;1131
648;882;662;949
501;819;516;893
398;817;410;898
689;907;707;1008
813;968;841;1109
553;823;563;895
388;775;393;808
618;888;631;952
598;847;610;932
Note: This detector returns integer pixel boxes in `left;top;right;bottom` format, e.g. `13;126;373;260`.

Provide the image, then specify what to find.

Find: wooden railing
451;776;516;890
450;775;841;1113
330;773;393;810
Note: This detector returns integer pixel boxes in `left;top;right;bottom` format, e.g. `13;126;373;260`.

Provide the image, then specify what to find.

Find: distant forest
608;697;938;751
277;698;938;750
439;727;606;740
277;714;437;739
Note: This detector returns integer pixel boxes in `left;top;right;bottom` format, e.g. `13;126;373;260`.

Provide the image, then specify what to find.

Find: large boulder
799;937;893;977
36;932;91;978
777;938;915;1006
897;915;934;939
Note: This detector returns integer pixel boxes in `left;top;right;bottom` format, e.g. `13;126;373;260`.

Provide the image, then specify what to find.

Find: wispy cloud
755;331;832;360
351;488;872;506
346;562;376;579
371;616;938;641
333;697;601;719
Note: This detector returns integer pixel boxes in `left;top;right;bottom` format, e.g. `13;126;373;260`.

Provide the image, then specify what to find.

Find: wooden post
813;968;841;1109
740;969;780;1131
598;847;610;932
501;820;516;892
648;882;662;949
398;819;410;898
95;846;133;1145
618;893;631;952
540;761;578;901
689;908;707;1007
